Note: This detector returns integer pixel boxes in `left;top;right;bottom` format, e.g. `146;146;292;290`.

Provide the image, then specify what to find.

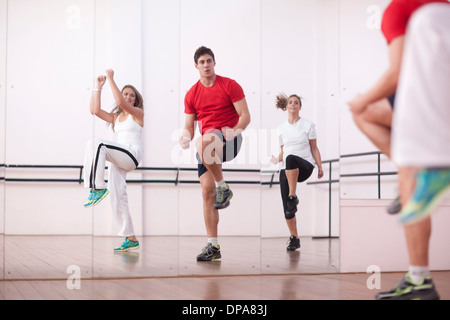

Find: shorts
388;92;396;109
197;132;243;177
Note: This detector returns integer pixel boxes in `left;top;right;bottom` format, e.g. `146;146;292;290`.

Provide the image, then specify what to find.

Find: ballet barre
1;164;262;185
0;152;398;241
340;151;397;199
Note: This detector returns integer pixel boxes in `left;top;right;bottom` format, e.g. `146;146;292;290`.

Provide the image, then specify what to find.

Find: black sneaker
286;235;301;251
214;184;233;209
286;195;299;215
196;243;222;261
376;273;440;300
387;196;402;214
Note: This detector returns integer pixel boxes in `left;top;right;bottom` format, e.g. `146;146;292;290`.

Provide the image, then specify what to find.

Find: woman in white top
83;69;144;252
271;94;323;250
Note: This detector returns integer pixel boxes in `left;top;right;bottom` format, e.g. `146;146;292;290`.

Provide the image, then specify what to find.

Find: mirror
260;0;340;274
1;0;397;281
176;0;262;276
339;0;398;201
2;0;95;280
0;0;6;280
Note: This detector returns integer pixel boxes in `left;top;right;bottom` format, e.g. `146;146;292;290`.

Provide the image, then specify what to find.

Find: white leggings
392;3;450;167
83;138;141;237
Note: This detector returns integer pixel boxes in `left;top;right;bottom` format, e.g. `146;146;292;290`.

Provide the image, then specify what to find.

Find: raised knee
285;155;295;166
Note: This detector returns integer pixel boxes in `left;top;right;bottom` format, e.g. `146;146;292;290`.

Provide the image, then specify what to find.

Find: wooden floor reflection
1;235;339;280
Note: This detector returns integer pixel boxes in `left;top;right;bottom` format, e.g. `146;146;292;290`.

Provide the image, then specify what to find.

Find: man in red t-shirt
348;0;448;214
179;46;251;261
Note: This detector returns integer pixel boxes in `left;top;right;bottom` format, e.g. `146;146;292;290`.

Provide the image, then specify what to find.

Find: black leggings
280;155;314;220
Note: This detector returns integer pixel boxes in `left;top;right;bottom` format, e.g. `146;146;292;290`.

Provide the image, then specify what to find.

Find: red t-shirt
381;0;449;44
184;75;245;135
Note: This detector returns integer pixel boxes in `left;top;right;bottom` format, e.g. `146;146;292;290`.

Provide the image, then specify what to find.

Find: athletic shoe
114;238;140;252
286;235;301;251
196;243;221;261
214;184;233;209
399;168;450;224
83;189;95;208
387;196;401;214
90;188;109;207
376;273;440;300
286;195;299;215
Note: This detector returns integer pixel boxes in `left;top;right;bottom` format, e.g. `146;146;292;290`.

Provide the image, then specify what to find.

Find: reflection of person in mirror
179;46;251;261
348;0;448;215
83;69;144;252
271;93;323;251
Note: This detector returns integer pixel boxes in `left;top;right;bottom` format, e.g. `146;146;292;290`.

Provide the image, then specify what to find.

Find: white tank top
114;114;143;154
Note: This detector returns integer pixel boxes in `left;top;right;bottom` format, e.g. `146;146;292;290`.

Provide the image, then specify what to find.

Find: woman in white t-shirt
271;94;323;251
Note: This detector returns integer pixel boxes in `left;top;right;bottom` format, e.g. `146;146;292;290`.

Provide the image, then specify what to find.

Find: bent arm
105;69;144;123
89;75;115;123
222;97;251;139
180;113;197;149
232;97;251;133
271;145;284;165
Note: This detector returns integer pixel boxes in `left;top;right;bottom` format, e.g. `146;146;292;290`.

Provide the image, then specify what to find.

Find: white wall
339;0;399;200
0;0;7;237
340;199;450;273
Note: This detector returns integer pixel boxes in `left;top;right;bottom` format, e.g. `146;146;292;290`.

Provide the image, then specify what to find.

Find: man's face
195;54;216;77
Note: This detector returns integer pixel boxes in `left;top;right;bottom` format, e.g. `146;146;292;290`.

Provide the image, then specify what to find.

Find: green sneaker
214;184;233;209
89;189;109;207
376;273;440;300
84;189;95;208
114;238;140;252
399;168;450;224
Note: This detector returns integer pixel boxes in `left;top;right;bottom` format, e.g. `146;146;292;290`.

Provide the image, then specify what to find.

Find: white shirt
114;115;143;162
277;117;317;169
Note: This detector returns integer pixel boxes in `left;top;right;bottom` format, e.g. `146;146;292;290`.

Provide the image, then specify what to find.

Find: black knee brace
285;209;296;220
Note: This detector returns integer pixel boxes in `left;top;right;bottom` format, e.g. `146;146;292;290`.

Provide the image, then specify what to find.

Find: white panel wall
340;199;450;272
339;0;399;200
4;0;95;235
0;0;6;238
141;0;180;235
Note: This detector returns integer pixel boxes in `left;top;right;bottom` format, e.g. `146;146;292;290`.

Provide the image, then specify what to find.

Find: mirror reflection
1;0;396;281
0;0;5;281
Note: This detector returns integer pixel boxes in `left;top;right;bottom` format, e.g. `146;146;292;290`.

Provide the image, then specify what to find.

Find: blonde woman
83;69;144;252
271;94;323;250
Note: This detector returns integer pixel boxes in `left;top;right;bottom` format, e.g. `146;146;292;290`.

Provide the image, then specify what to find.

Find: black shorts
197;132;243;177
279;155;314;218
388;92;396;109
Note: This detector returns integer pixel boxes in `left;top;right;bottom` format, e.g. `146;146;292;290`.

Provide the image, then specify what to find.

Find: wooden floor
0;235;449;300
1;271;449;300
